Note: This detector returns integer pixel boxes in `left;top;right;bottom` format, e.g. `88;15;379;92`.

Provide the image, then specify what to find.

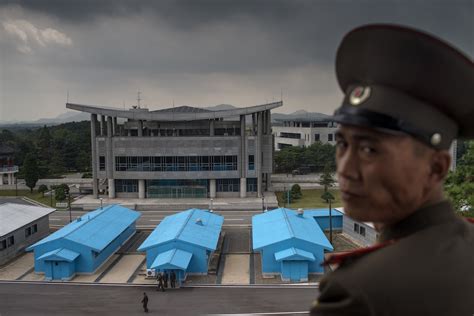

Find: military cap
333;24;474;149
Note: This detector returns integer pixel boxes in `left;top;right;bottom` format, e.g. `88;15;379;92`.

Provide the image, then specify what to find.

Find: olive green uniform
311;201;474;315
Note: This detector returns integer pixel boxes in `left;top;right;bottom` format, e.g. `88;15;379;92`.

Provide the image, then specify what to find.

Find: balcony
0;165;19;173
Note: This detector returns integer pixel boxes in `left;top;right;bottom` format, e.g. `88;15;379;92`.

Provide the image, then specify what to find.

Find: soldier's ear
428;150;451;183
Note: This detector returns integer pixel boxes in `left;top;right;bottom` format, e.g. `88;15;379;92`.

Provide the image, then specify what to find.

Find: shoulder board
466;217;474;224
322;239;396;267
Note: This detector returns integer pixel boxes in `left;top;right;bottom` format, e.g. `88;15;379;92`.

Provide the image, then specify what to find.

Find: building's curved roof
66;101;282;122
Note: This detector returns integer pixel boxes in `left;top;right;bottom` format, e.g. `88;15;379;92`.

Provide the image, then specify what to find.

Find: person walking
141;292;149;313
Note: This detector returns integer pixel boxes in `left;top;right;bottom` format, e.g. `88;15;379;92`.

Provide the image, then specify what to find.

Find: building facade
272;114;338;151
26;205;140;280
0;145;18;186
67;102;282;199
138;209;224;283
0;203;55;266
336;208;378;247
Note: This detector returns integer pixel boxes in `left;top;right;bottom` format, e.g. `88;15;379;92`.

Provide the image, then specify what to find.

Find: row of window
353;223;366;237
0;236;14;251
25;224;38;238
114;156;239;172
115;178;258;193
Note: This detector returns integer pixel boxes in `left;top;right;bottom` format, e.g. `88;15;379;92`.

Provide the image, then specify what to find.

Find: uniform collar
379;200;455;242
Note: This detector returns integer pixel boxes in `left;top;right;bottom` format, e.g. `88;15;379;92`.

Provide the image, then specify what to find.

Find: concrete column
266;110;271;134
91;114;99;198
240;115;246;178
209;120;215;136
137;120;143;137
108;179;115;198
209;179;216;198
106;116;114;198
7;173;12;185
0;174;3;186
139;179;145;199
257;112;263;198
252;113;257;135
240;178;247;198
100;115;106;136
113;117;118;135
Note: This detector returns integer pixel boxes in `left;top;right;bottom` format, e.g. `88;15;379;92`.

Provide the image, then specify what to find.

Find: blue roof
138;209;223;252
151;248;193;270
252;208;333;251
303;209;343;217
27;205;141;252
274;247;316;262
37;248;80;262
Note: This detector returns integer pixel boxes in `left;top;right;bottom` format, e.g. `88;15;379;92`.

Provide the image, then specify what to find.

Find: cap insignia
431;133;442;146
349;86;371;106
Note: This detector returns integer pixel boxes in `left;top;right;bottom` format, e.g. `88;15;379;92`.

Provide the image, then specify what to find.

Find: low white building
0;203;55;265
272;113;338;151
336;207;379;247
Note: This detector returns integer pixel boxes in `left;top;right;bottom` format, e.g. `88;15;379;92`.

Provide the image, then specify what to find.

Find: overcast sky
0;0;472;121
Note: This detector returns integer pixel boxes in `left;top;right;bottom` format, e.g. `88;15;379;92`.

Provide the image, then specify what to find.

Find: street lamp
68;192;72;223
100;197;103;210
261;194;265;212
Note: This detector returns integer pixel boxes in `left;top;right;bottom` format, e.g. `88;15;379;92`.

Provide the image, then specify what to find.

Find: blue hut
137;209;223;283
26;205;140;280
252;208;333;282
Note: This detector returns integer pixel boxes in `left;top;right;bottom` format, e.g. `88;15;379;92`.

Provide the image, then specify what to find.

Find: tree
319;164;336;192
445;141;474;216
38;184;48;197
23;153;39;193
54;186;66;202
291;184;302;200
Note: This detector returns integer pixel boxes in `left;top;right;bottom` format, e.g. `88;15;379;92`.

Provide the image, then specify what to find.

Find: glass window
99;156;106;171
314;134;320;141
0;239;6;250
328;134;334;141
25;227;32;237
33;224;38;233
360;226;366;237
353;223;359;233
248;155;255;171
7;236;14;247
246;178;257;192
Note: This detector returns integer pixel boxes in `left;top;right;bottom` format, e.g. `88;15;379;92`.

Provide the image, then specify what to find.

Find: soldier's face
335;125;432;224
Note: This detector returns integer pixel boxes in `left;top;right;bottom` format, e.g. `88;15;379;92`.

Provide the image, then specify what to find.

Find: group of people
156;270;177;292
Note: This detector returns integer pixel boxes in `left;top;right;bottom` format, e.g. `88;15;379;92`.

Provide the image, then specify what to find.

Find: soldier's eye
335;140;347;150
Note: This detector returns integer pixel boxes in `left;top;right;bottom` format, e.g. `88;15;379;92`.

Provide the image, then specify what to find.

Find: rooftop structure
138;209;224;282
27;204;140;280
67;101;282;200
252;208;333;282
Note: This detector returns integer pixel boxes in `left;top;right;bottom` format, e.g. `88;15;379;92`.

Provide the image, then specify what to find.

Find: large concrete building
272;113;338;151
67;102;282;199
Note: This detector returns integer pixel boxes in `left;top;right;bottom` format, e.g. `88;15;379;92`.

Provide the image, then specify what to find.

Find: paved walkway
99;255;144;283
221;254;249;284
0;253;34;280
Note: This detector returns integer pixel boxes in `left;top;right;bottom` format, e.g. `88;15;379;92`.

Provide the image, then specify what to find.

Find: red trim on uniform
466;217;474;224
322;240;396;266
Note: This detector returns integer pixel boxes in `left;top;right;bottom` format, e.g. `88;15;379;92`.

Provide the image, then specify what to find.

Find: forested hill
0;121;91;178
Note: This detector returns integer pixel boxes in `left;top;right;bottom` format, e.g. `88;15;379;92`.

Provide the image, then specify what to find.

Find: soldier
163;271;169;288
157;272;165;292
310;24;474;315
170;270;176;288
141;292;149;313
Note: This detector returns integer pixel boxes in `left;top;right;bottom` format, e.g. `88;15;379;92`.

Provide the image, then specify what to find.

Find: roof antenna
67;90;69;103
137;90;141;109
280;88;283;102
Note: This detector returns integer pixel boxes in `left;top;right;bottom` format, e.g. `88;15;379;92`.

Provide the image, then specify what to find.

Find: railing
0;165;18;173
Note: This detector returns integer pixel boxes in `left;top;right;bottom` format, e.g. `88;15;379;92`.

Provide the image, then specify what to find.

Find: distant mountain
272;110;332;123
204;104;237;111
0;111;90;128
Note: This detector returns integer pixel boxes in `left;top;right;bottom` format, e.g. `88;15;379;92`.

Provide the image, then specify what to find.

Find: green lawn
0;189;57;207
276;188;343;209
